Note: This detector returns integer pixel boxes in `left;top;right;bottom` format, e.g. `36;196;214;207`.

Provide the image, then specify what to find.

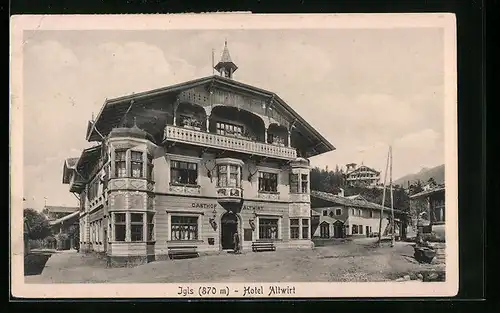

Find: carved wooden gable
178;86;290;129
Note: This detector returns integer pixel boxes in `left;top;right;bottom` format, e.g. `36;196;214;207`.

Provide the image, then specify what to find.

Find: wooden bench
167;245;199;260
252;241;276;252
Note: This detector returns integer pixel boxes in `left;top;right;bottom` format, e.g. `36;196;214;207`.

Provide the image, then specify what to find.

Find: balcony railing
163;125;297;160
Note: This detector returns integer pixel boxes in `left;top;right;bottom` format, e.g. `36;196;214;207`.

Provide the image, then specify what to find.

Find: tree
24;209;51;240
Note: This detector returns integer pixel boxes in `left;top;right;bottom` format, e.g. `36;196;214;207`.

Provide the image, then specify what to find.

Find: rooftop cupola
214;40;238;79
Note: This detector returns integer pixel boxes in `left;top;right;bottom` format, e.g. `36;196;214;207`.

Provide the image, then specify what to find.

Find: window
131;151;143;178
350;208;354;215
329;211;334;218
335;208;342;216
114;213;126;241
171;216;198;240
229;165;239;187
259;218;279;240
322;210;327;216
170;160;198;185
258;172;278;192
130;213;144;242
216;121;243;136
115;150;127;178
290;219;300;239
359;225;363;234
302;219;309;239
358;209;362;216
289;173;299;193
301;174;308;193
147;213;155;241
217;164;241;187
217;165;228;187
147;154;154;181
369;210;374;218
352;224;358;235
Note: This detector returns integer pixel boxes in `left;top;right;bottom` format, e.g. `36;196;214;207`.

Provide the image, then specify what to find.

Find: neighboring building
43;205;79;221
409;184;445;240
43;205;80;250
345;163;380;187
310;190;407;239
62;41;335;266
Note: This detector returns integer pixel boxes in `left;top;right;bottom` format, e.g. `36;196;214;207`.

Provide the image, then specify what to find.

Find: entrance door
221;213;238;250
366;226;370;237
333;221;344;238
320;223;330;238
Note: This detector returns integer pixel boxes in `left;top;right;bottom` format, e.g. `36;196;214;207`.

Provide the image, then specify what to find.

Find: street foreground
25;239;445;284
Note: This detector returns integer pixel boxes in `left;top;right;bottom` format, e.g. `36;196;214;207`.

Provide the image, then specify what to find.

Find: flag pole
390;145;395;247
378;146;390;246
212;48;215;75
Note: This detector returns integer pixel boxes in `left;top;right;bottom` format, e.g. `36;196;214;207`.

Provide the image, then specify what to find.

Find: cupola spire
214;40;238;79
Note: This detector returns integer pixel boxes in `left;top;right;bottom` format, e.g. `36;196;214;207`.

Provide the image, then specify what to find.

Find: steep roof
85;75;335;157
311;190;404;214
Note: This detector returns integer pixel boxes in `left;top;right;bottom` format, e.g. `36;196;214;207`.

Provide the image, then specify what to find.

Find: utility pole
390;145;395;248
377;147;390;246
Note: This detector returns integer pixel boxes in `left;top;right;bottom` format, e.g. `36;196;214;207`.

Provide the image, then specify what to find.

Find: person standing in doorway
233;230;240;254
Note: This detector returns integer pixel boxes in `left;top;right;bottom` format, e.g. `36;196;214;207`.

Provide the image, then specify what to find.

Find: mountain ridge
394;164;445;187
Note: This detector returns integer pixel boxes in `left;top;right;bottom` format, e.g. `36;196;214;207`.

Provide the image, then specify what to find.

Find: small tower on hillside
214;40;238;79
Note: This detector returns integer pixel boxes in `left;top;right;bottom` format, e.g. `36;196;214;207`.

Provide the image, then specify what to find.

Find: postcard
10;13;458;298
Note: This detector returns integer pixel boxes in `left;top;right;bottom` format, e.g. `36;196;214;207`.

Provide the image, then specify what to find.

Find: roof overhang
86;75;336;157
409;186;445;199
49;211;80;226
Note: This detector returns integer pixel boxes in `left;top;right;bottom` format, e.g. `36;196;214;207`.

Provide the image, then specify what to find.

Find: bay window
131;151;143;178
217;164;241;188
290;218;300;239
289;173;299;193
115;150;127;178
258;172;278;192
114;213;126;241
301;174;309;193
147;213;155;241
130;213;144;242
229;165;239;187
302;219;309;239
171;216;199;241
259;218;279;240
170;160;198;185
147;154;154;181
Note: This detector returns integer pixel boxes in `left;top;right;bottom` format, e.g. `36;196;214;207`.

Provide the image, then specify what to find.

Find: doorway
320;222;330;238
333;221;344;238
221;212;238;250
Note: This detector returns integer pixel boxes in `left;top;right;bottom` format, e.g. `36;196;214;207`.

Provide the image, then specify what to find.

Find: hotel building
310;190;408;239
62;42;335;266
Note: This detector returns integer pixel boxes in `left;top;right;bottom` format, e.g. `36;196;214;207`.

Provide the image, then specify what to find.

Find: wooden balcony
163;125;297;160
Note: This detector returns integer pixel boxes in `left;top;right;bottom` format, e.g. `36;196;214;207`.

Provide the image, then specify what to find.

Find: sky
22;28;445;210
